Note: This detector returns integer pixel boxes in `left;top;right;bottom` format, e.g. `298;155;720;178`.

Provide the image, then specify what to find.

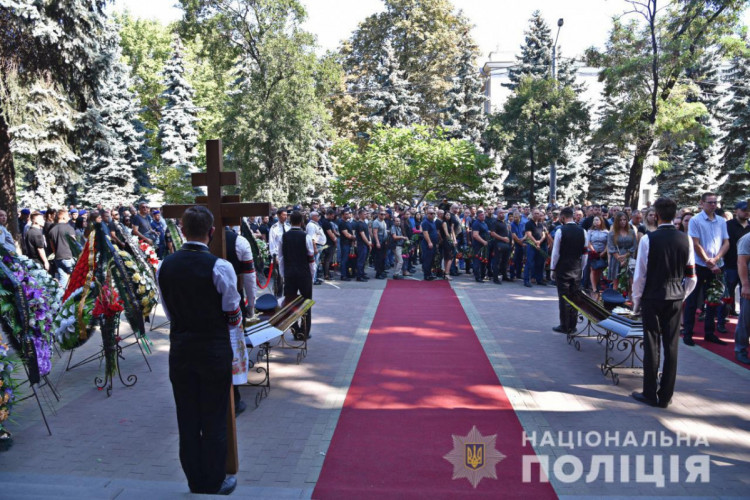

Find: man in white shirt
306;211;327;285
631;197;697;408
268;208;291;289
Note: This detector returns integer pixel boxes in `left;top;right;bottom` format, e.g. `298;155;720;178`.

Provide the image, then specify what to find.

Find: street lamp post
549;17;563;206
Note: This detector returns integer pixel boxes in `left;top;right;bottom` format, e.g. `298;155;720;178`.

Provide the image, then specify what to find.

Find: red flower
721;297;733;304
93;285;124;318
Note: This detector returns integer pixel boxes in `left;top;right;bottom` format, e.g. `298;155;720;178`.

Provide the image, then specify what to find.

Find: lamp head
558;18;564;27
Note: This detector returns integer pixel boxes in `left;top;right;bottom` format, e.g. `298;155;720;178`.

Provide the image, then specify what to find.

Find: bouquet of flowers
93;276;125;379
139;241;159;274
524;237;549;259
255;239;269;267
476;245;489;265
54;284;97;350
0;331;19;450
616;265;630;297
705;275;726;307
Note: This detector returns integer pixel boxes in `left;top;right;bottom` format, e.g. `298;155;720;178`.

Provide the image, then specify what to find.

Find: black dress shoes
552;325;567;333
716;324;728;334
631;392;657;407
704;335;728;345
683;335;695;346
657;399;671;409
735;351;750;364
216;476;237;495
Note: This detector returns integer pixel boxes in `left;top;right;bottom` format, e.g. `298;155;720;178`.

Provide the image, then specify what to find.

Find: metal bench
242;295;315;406
564;291;644;385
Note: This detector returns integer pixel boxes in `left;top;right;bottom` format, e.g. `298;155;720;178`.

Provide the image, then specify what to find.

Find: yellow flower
141;297;150;307
137;285;146;295
132;273;141;282
0;409;8;422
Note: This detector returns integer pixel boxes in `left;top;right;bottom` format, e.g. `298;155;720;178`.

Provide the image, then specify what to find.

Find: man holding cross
157;206;240;495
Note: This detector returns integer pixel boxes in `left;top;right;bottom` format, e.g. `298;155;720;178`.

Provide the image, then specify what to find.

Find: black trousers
642;299;682;404
373;245;386;275
169;347;232;494
492;243;511;279
321;244;335;278
556;272;580;332
284;273;313;336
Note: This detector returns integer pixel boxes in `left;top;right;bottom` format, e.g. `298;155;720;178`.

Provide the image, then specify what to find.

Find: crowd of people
2;191;749;366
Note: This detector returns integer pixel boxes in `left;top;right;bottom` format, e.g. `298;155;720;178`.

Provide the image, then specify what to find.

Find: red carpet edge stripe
313;280;557;499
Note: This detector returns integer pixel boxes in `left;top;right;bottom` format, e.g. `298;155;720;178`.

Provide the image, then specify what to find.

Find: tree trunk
528;146;536;208
624;134;654;209
0;113;18;239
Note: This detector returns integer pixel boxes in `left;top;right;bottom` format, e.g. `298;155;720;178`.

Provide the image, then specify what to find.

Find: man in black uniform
550;207;588;334
723;201;750;317
631;198;697;408
25;211;49;271
490;210;511;284
157;206;239;495
282;211;315;339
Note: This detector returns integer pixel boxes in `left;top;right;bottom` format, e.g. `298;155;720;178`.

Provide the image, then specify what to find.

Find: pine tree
718;42;750;205
586;141;630;205
7;76;79;208
506;11;553;90
657;50;723;206
442;37;487;145
79;26;145;207
158;36;199;200
364;40;420;128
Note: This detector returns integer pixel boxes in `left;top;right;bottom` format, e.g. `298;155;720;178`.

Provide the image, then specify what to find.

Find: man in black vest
631;197;697;408
157;206;240;495
550;207;588;334
225;226;256;415
282;210;315;339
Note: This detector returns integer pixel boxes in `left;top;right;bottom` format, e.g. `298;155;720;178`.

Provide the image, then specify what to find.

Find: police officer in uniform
550;207;588;334
157;206;240;495
282;211;315;339
471;209;490;283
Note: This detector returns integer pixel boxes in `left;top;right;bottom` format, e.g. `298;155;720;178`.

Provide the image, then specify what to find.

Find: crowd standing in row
1;191;749;365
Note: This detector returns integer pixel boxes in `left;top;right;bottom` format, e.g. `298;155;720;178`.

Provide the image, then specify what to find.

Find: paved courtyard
1;269;748;499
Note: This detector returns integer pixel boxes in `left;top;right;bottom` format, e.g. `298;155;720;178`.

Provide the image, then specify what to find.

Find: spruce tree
586;141;630;205
656;51;723;206
442;37;487;145
506;11;553;90
718;42;750;205
158;36;199;200
79;27;146;207
364;40;420;128
8;78;79;208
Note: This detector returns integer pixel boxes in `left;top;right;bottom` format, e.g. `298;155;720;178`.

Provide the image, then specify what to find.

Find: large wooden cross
162;139;270;475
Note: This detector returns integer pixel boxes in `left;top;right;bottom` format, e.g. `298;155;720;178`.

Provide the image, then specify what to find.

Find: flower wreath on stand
0;248;61;381
138;241;159;276
166;219;184;253
0;330;19;450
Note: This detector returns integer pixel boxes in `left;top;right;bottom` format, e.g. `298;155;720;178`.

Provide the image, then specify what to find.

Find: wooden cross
162;139;270;475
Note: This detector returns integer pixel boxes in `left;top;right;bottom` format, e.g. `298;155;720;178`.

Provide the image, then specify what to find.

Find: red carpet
688;313;748;369
313;280;557;499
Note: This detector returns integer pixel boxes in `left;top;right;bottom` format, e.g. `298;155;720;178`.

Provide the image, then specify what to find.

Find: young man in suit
631;198;697;408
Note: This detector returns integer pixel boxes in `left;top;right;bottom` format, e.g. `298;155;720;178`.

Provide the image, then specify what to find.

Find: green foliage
181;0;336;205
337;0;474;131
495;76;589;206
330;125;493;206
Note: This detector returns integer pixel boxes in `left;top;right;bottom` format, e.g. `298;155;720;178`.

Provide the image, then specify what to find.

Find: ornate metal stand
94;339;138;397
599;331;645;385
244;344;271;407
274;321;308;364
567;314;605;351
148;292;170;332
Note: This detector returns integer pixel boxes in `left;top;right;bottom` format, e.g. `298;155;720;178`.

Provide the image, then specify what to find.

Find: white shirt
268;221;291;257
550;222;588;277
631;224;698;312
306;220;326;248
234;233;257;312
